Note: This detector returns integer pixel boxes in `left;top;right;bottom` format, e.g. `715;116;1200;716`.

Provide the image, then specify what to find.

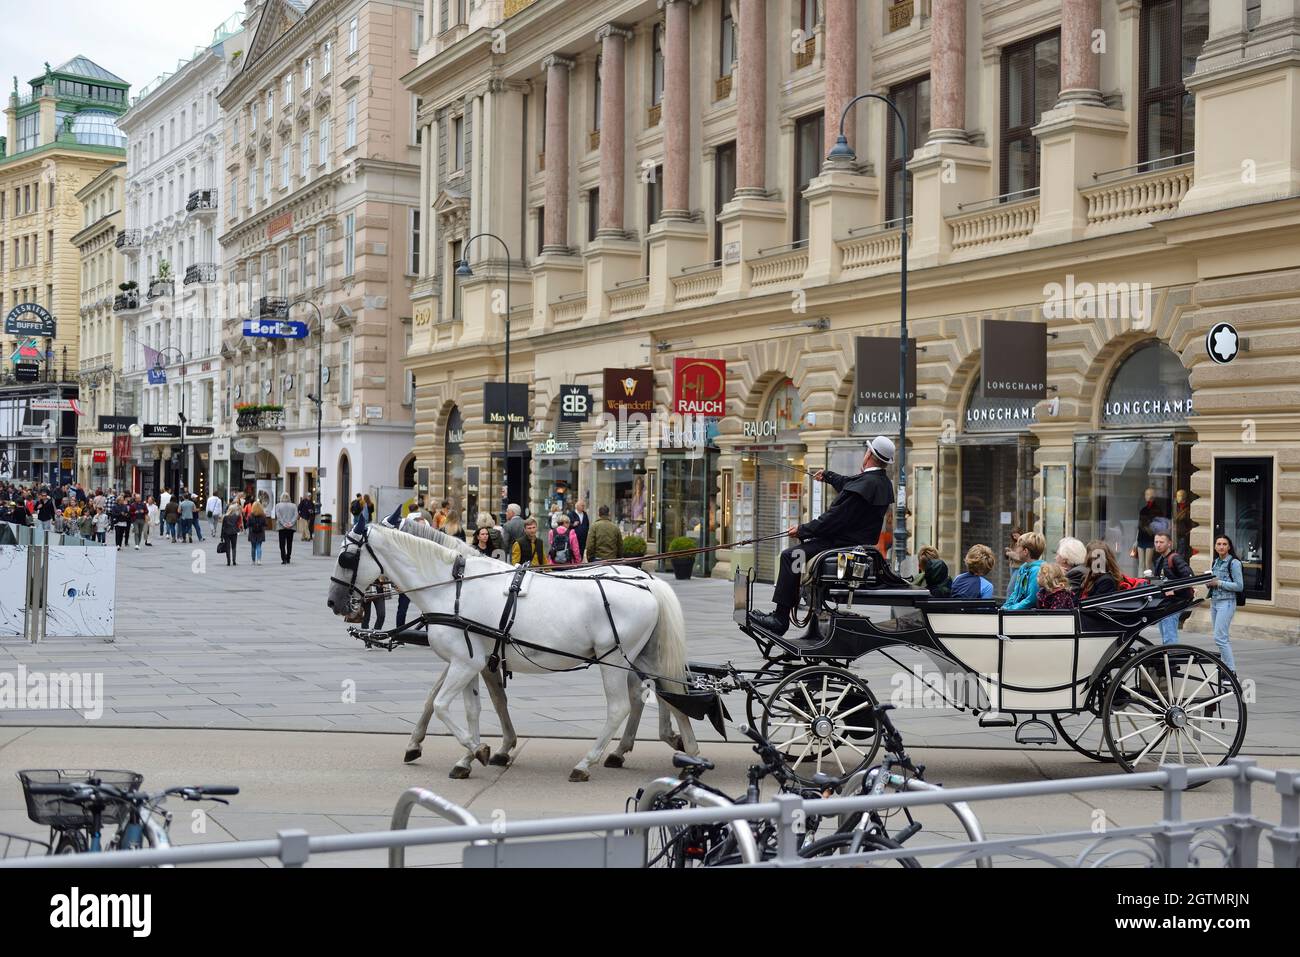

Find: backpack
1232;558;1246;607
549;530;572;565
1118;575;1145;590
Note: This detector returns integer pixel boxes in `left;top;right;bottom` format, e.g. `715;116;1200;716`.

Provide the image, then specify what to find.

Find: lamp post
826;93;910;574
295;299;324;517
152;346;187;494
454;233;512;515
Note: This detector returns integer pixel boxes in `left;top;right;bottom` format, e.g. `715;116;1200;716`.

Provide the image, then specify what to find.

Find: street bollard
312;513;333;556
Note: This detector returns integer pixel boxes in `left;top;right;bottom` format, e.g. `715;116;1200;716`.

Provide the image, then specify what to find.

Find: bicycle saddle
672;753;715;772
809;772;840;791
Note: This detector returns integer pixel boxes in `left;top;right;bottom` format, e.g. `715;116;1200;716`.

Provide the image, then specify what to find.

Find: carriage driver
749;435;896;637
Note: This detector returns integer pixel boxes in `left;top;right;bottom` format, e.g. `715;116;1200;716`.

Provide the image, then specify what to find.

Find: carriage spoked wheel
1052;636;1153;763
1101;644;1247;777
744;657;800;729
759;665;882;788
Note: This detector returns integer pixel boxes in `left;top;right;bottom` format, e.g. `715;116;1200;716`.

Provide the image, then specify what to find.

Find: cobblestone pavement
0;535;1296;756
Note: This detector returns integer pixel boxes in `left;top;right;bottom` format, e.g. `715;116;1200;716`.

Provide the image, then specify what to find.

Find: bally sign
981;319;1047;400
559;384;592;422
673;358;726;416
855;337;917;408
603;368;653;416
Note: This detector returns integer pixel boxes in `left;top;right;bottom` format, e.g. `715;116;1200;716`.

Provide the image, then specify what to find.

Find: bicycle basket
17;769;145;830
1;831;51;859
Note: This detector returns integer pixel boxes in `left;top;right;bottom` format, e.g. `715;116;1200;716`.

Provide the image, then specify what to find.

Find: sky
0;1;247;99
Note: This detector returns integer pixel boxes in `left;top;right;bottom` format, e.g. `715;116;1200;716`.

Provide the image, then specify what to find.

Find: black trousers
278;528;294;563
362;594;386;631
114;525;130;547
771;539;833;610
224;534;239;564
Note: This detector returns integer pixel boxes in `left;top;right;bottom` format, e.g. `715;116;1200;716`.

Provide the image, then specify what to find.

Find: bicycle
19;769;239;856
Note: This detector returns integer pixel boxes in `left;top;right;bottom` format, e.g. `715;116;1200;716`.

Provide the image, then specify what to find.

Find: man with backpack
1148;530;1193;645
548;514;581;568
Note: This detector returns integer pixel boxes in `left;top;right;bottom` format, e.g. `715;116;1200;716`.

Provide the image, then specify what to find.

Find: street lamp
152;346;187;493
294;299;324;516
827;93;910;574
454;233;512;515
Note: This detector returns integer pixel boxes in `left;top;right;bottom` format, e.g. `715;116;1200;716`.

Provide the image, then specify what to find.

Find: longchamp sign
673;358;726;416
4;303;56;338
855;337;917;408
982;319;1047;400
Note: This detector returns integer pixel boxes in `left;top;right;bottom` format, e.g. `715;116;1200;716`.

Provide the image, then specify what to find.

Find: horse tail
645;577;689;692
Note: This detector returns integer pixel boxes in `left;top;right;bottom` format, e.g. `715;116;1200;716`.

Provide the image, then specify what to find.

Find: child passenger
951;544;995;600
1036;563;1079;610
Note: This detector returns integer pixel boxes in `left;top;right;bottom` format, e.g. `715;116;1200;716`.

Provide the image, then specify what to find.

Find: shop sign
1206;322;1240;364
964;404;1038;431
1101;395;1194;425
4;302;56;338
20;423;51;438
673;358;726;416
603;368;653;415
212;438;230;460
267;211;294;240
850;406;913;434
981;319;1047;400
293;447;312;459
14;363;39;382
98;416;137;434
92;450;108;464
185;426;215;437
854;337;917;407
144;424;182;439
233;437;260;455
447;428;465;445
595;434;647;454
483;382;528;425
535;434;575;456
31;398;82;413
559;384;592;422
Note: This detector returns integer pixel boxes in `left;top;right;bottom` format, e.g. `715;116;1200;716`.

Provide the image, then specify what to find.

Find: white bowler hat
868;435;896;465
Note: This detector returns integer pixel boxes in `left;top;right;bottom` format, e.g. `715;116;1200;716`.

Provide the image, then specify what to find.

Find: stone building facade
404;0;1300;637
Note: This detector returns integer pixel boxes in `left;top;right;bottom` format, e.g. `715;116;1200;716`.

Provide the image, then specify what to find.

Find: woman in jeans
221;504;243;566
247;502;268;565
1207;534;1245;674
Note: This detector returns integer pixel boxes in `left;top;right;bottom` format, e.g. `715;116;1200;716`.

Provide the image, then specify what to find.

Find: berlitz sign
673;358;726;416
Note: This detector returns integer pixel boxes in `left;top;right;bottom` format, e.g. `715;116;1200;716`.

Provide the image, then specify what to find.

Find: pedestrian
1001;531;1046;610
220;504;242;566
110;498;131;550
130;494;149;549
159;487;172;537
144;496;157;547
501;503;526;561
568;500;591;556
361;580;388;631
350;493;365;529
1148;530;1193;645
442;508;466;541
164;496;180;542
434;500;450;529
1036;563;1079;609
274;493;298;564
363;493;376;525
950;544;996;600
93;506;109;544
511;517;548;566
1207;535;1244;674
911;546;952;597
1054;537;1088;594
247;501;268;565
584;505;624;563
35;491;56;533
548;501;563;530
1080;541;1124;598
77;507;95;540
297;493;315;541
548;514;581;568
471;525;498;558
206;489;224;538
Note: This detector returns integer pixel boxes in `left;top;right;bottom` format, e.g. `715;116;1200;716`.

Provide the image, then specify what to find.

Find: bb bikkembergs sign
559;384;592;422
673;358;726;416
482;382;528;426
603;368;653;416
981;318;1047;400
854;337;918;407
4;303;56;338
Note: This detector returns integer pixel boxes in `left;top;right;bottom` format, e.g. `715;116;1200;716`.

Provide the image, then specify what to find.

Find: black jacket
1152;548;1193;599
798;469;893;549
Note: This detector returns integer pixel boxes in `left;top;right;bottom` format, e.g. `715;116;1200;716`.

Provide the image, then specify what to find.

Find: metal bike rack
388;787;483;868
635;776;762;865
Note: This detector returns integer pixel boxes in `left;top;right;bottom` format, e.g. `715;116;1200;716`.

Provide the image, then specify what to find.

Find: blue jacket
1209;556;1244;602
1001;559;1044;610
951;572;993;600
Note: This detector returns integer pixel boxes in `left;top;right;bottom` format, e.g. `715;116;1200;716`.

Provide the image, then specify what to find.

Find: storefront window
593;459;647;537
444;406;465;514
913;466;934;552
1214;457;1272;601
1042;464;1067;558
534;420;580;521
660;451;718;574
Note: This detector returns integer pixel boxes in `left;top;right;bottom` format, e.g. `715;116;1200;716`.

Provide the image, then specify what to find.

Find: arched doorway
337;450;352;529
1074;340;1195;575
399;453;416;489
738;378;807;582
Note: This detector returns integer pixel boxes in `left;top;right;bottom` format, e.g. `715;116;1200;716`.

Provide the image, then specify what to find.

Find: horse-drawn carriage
684;545;1246;786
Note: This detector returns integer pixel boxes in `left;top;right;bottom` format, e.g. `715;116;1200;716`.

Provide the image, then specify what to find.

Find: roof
47;56;128;86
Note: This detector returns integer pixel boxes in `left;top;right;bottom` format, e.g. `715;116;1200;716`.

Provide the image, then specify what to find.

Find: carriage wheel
1101;644;1247;775
759;665;882;788
1052;637;1153;763
744;657;799;729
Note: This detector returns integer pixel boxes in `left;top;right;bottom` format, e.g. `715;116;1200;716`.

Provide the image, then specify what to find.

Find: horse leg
432;660;486;779
450;677;490;776
664;701;700;756
571;665;633;783
483;668;516;767
606;672;646;768
404;669;446;763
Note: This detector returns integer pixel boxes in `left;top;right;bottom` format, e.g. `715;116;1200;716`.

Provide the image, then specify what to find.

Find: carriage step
1014;719;1058;746
977;711;1017;728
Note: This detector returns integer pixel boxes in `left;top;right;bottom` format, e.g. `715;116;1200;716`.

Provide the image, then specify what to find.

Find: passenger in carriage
951;544;996;599
1080;541;1124;598
1036;563;1079;610
1000;531;1046;610
911;546;952;596
749;435;896;636
1054;537;1088;594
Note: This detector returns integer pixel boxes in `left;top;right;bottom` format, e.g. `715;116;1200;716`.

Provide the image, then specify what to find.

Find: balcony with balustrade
236;406;286;432
147;277;175;301
184;263;219;287
115;229;142;253
185;188;218;220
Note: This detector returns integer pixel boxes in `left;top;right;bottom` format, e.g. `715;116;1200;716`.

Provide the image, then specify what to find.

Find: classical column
823;0;857;156
542;54;574;252
596;24;631;235
1058;0;1103;106
928;0;969;142
735;0;766;196
660;0;693;219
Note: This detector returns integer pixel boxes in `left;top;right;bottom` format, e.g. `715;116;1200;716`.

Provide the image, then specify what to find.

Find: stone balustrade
1082;163;1194;229
948;197;1040;253
673;267;722;304
750;248;810;289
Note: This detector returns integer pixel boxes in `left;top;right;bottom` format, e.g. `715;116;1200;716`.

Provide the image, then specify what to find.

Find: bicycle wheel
798;831;921;867
639;792;694;868
53;831;87;855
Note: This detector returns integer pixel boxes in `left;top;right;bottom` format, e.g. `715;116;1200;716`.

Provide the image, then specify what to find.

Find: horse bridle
331;525;388;607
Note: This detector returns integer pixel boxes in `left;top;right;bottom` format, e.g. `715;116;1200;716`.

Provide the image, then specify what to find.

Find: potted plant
622;534;647;570
667;536;696;580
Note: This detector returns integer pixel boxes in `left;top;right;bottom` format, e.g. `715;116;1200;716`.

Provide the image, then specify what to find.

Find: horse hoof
603;754;624;769
670;735;685;752
474;744;492;766
568;768;590;783
488;753;511;767
449;765;471;780
403;749;422;764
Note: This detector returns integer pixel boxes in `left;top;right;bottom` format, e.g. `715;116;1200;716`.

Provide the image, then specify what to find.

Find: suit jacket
568;509;591;553
503;515;526;558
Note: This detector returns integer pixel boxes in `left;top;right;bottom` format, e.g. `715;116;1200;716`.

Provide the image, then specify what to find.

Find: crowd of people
409;498;625;569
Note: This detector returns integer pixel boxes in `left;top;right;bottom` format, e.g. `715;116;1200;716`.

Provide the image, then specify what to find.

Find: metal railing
185;188;218;213
183;263;218;286
4;759;1293;869
115;230;141;250
956;186;1041;214
1093;151;1194;182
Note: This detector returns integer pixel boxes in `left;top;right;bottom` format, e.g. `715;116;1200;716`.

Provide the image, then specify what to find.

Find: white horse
326;522;699;781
